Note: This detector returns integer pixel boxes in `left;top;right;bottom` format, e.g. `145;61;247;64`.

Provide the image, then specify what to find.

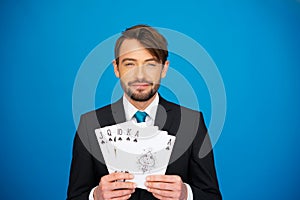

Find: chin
129;91;155;102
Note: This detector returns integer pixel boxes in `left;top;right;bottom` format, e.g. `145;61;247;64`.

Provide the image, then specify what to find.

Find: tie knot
134;111;147;123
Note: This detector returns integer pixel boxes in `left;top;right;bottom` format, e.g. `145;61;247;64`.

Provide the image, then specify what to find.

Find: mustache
128;80;154;86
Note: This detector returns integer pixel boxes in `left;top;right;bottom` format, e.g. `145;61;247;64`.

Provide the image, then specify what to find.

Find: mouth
130;83;151;90
128;81;153;91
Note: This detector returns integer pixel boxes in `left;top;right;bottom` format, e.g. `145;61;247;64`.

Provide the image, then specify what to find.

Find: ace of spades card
95;121;176;189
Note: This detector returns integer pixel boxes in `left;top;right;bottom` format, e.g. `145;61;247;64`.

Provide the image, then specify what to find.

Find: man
67;25;222;200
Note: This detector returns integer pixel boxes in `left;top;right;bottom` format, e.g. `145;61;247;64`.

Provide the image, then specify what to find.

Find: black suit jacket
67;96;222;200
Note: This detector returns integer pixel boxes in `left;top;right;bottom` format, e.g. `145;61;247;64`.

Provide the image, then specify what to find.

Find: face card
95;123;176;189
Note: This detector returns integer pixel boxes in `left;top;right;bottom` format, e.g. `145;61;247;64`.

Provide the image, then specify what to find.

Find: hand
94;172;136;200
145;175;187;200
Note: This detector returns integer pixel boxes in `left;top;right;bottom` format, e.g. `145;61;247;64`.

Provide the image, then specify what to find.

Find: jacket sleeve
188;112;222;200
66;114;98;200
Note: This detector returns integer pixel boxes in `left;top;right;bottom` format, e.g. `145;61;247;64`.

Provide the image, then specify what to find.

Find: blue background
1;0;300;199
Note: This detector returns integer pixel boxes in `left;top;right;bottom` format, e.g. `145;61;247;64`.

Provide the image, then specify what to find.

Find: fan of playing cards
95;121;176;189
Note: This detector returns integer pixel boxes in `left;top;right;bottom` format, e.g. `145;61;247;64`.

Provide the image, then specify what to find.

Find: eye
145;62;159;67
124;62;135;67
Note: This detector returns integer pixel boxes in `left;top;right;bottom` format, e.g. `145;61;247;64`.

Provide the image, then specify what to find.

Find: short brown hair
114;24;168;65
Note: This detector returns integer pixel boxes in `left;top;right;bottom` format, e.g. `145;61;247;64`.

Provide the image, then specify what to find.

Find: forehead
118;39;154;59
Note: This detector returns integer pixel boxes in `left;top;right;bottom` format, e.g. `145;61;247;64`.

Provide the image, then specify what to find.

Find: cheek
148;71;163;82
118;69;133;80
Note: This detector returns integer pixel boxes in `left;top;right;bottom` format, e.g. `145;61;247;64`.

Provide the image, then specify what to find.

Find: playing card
95;122;176;189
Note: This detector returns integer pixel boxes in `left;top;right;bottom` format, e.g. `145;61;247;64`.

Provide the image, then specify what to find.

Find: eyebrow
121;58;136;63
121;58;160;63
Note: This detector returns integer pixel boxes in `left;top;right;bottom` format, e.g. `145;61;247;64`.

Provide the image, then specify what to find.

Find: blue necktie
134;111;147;123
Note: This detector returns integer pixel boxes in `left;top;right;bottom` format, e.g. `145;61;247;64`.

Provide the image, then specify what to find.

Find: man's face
113;39;169;101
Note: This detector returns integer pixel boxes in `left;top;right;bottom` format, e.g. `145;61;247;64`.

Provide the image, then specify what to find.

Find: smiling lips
131;83;151;90
129;81;153;91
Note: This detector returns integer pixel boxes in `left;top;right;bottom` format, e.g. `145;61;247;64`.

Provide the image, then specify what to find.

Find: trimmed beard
121;81;160;102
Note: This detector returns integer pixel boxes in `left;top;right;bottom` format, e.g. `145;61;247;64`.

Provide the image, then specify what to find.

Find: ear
161;60;169;78
113;60;120;78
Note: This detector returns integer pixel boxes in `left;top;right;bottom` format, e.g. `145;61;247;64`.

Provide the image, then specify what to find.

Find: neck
125;93;158;110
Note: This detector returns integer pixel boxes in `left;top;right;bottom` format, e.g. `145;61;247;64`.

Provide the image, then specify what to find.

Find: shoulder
159;96;203;117
79;98;123;128
81;98;122;118
79;104;110;123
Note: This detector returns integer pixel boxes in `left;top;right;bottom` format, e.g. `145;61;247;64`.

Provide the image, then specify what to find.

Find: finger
146;175;181;183
100;181;136;192
103;189;135;199
152;192;174;200
145;181;179;191
110;181;137;190
102;172;134;182
147;187;179;198
110;194;132;200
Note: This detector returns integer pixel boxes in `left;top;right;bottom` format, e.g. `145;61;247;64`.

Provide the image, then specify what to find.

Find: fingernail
146;177;150;181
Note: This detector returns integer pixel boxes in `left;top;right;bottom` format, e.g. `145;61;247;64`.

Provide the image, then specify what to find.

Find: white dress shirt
89;94;193;200
123;93;159;125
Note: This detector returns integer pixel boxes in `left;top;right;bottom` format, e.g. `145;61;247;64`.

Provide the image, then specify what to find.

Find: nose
135;64;146;80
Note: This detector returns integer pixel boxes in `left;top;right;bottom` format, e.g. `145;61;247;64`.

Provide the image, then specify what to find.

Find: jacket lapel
110;98;126;124
155;96;179;135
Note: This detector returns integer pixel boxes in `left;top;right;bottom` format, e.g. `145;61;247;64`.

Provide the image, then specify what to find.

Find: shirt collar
123;93;159;121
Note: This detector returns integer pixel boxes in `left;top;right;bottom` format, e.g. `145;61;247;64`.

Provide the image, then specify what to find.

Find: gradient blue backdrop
1;0;300;199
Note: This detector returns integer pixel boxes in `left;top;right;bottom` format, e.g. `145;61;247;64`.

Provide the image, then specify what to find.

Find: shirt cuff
89;186;97;200
184;183;193;200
